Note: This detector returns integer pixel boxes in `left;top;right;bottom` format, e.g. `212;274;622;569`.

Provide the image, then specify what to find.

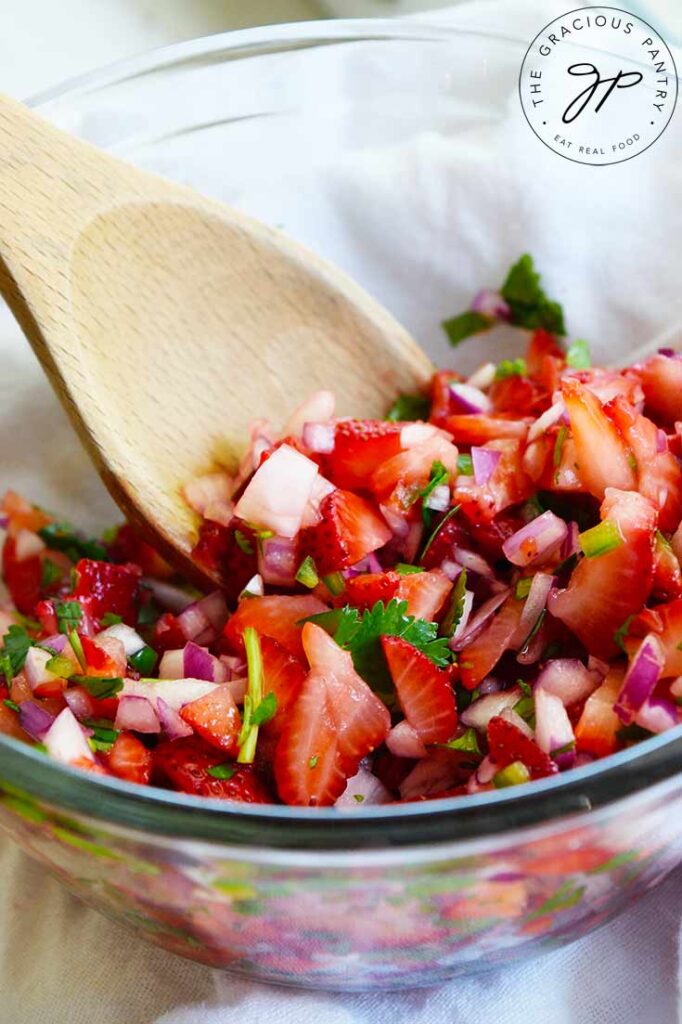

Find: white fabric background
0;2;680;1022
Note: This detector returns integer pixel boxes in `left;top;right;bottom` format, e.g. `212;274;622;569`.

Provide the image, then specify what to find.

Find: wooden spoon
0;94;433;585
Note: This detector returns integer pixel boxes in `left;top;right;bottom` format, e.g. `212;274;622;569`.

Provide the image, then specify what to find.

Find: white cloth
1;2;681;1022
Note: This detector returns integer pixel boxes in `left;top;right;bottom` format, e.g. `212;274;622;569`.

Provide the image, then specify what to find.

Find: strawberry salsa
1;256;681;807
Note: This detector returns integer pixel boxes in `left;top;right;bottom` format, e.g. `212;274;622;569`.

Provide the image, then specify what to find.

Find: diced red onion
176;603;211;643
460;687;522;730
284;390;335;437
561;521;580;561
183;472;234;516
0;515;8;530
258;535;298;586
658;347;676;357
379;504;410;539
302;421;335;454
499;706;534;739
241;574;264;598
656;429;667;453
14;529;45;562
537;659;599;707
64;686;95;722
478;676;502;696
453;546;494;578
226;676;248;705
450;589;510;651
235;444;320;538
177;590;229;644
449;382;492;415
534;686;575;763
471;289;510;320
466;362;496;390
527;401;566;443
122;677;218;711
141;578;195;613
19;702;55;741
424;484;450;512
40;633;68;654
635;697;680;734
183;642;227;683
472;755;497;788
335;767;392;808
450;590;474;642
614;634;665;724
471;447;502;487
156;696;193;740
510;573;554;649
115;695;161;734
98;622;146;657
502;510;568;567
440;559;462;582
44;708;95;766
386;720;427;759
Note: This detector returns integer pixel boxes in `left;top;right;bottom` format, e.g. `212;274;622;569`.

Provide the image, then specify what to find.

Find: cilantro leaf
70;675;124;699
614;615;634;652
38;521;108;563
386;393;430;422
251;691;277;727
495;357;527;380
444;728;481;755
234;530;254;556
441;569;467;637
442;310;492;347
207;763;237;780
41;558;63;589
54;600;83;634
500;254;566;335
419;460;449;527
456;453;473;475
1;625;33;679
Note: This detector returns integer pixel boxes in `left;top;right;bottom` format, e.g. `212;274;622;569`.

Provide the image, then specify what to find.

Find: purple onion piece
183;641;219;682
19;702;55;741
156;697;193;740
502;510;568;567
470;289;511;320
471;447;502;487
449;382;492;415
614;634;665;724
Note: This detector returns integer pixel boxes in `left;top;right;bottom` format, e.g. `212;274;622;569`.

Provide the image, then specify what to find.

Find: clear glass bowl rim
0;17;678;851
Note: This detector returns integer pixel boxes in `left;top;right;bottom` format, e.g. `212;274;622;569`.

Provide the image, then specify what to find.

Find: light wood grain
0;94;433;585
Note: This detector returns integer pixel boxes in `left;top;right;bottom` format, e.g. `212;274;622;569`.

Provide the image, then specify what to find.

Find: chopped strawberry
642;597;682;677
382;635;457;744
260;635;306;734
344;571;400;611
561;379;636;500
487;715;557;780
652;532;682;601
300;489;391;575
179;684;241;755
73;558;141;624
2;491;50;535
489;374;549;417
224;594;328;659
429;371;461;427
108;523;174;579
2;536;42;614
606;396;682;532
324;420;403;490
274;623;390;806
454;439;532;524
459;595;525;690
443;414;530;445
80;634;126;678
525;329;565;380
637;353;682;426
396;568;452;621
548;488;656;659
192;519;258;605
106;732;152;785
574;668;623;758
153;612;187;652
370;436;458;506
153;736;271;801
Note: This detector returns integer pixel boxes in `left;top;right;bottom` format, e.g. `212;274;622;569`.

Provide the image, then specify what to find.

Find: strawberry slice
574;668;623;758
324;420;403;490
106;732;152;785
443;414;530;445
652;532;682;601
454;439;532;524
643;597;682;677
1;535;42;615
300;489;391;575
274;623;390;806
606;396;682;532
179;685;242;755
396;568;452;621
370;436;458;505
153;736;271;801
80;634;126;679
525;328;565;380
489;374;549;417
637;354;682;426
549;488;656;659
487;715;557;780
344;571;401;611
382;635;457;744
73;558;141;624
223;594;328;659
561;379;636;500
193;519;258;605
260;635;306;734
459;595;525;690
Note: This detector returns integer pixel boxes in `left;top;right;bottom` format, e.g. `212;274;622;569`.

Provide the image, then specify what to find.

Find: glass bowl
0;19;681;991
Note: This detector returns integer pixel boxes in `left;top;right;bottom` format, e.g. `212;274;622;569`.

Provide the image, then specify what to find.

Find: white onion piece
14;529;45;562
386;720;427;759
510;573;554;649
466;362;496;390
400;422;450;448
527;400;566;443
115;695;161;734
156;697;193;740
468;754;497;792
241;573;264;598
450;590;474;642
499;706;534;739
471;289;510;320
461;687;522;731
453;547;494;578
587;655;610;680
183;642;227;683
44;708;95;766
449;589;509;651
614;634;664;725
235;444;320;538
284;390;335;437
23;647;61;692
424;484;450;512
300;474;336;529
440;559;462;582
537;659;599;707
203;500;234;527
121;678;218;712
302;421;335;454
335;768;392;808
158;649;185;680
502;511;568;567
141;578;195;613
64;687;95;722
449;382;492;415
379;504;410;539
183;472;234;515
98;623;146;657
534;687;575;757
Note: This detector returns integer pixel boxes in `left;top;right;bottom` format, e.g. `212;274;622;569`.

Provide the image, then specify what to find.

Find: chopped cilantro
614;616;634;652
395;564;423;576
566;338;591;369
40;558;62;589
309;755;319;769
45;654;75;678
137;601;161;627
444;728;481;755
101;612;123;626
513;695;536;725
295;555;319;589
500;254;566;335
85;721;119;744
70;675;124;699
627;452;638;471
456;453;473;475
251;691;277;727
515;577;533;599
69;629;86;670
0;625;33;678
207;763;237;780
54;600;83;634
386;393;430;422
495;357;527;380
442;310;491;347
3;699;19;713
129;645;158;675
234;530;254;556
553;425;568;468
419;504;460;563
551;740;576;756
518;609;546;656
237;627;264;764
38;521;108;563
441;569;467;637
420;460;449;527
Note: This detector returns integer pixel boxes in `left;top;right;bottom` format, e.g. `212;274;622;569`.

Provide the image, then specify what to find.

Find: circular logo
519;6;678;165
